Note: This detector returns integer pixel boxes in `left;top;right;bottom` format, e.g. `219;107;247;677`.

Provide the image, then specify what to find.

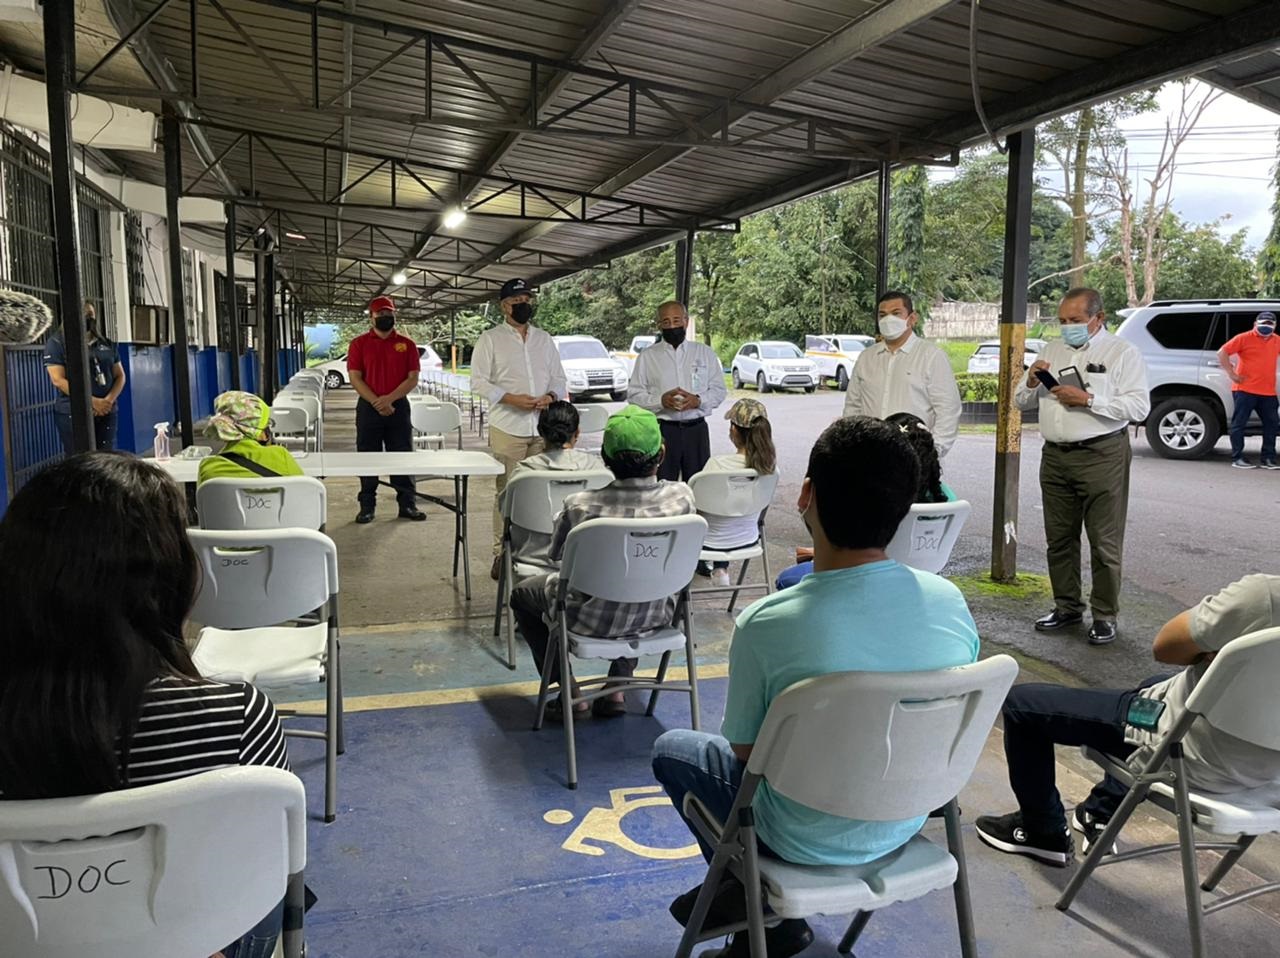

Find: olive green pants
1040;430;1131;620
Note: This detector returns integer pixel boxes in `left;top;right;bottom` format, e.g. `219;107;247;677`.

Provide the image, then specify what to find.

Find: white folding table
154;450;502;599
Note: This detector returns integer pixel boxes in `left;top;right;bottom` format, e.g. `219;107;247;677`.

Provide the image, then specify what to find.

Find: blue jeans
654;729;778;863
775;561;813;591
221;900;284;958
54;409;117;453
1229;392;1279;460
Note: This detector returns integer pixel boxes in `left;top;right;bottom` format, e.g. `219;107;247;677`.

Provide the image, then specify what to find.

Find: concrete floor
282;383;1280;956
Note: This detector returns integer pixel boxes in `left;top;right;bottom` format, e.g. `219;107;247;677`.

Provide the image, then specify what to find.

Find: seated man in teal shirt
652;416;980;958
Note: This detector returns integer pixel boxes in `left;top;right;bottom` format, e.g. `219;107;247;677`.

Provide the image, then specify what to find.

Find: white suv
553;335;629;401
732;341;819;393
1115;299;1280;459
315;344;443;389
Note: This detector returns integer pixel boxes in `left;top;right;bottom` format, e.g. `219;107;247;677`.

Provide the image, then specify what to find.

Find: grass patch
952;571;1052;603
936;339;983;375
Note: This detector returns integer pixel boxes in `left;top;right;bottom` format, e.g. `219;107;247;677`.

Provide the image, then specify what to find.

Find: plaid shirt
545;476;697;637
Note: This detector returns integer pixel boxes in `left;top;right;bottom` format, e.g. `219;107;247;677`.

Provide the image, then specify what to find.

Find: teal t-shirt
721;559;980;866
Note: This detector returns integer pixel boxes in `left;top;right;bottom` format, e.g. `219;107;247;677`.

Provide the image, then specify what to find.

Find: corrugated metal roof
0;0;1277;315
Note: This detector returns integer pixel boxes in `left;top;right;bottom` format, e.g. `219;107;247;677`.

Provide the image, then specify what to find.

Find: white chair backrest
197;476;328;531
688;469;779;520
748;656;1017;822
275;394;320;422
188;527;339;629
409;392;441;405
411;401;462;437
270;404;311;435
1185;626;1280;750
293;368;323;381
884;500;970;574
0;766;306;958
559;515;707;605
504;469;615;535
575;404;610;434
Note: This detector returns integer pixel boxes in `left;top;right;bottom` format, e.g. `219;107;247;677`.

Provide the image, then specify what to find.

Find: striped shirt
546;476;697;637
123;677;289;785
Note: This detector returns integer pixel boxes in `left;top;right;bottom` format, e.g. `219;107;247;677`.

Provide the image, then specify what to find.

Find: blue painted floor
284;672;1280;957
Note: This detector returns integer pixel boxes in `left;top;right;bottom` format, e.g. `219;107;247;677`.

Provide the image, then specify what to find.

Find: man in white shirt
629;300;727;482
471;278;567;580
1015;287;1150;646
842;291;960;457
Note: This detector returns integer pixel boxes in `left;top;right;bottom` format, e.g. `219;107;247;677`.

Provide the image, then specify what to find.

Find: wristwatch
1086;395;1094;409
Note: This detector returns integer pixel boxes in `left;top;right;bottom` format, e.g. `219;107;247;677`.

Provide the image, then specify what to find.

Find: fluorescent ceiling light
442;207;467;229
285;231;307;241
392;271;408;285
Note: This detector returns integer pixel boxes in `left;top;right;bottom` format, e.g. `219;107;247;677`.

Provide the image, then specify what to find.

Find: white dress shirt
629;338;727;422
1014;328;1150;443
470;322;567;438
841;333;961;456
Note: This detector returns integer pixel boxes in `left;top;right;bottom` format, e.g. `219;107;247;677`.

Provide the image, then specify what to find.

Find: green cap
602;405;663;459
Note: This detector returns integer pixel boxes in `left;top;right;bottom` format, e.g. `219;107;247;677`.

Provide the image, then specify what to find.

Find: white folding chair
0;766;307;958
676;656;1018;958
492;468;615;668
274;393;322;450
411;400;463;450
575;403;611;434
270;404;314;452
688;470;779;614
1057;627;1280;958
197;476;328;531
187;528;343;822
885;500;970;574
534;514;708;789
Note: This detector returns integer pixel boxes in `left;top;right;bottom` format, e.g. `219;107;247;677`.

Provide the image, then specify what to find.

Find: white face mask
878;315;909;340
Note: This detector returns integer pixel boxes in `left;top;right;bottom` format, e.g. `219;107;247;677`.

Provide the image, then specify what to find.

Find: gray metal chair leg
532;634;557;731
1057;777;1151;911
674;853;734;958
684;596;701;731
323;631;339;823
944;798;978;958
560;629;578;789
726;558;751;615
282;871;306;958
1202;834;1256;892
646;650;672;716
1171;747;1207;958
837;911;872;955
740;809;768;958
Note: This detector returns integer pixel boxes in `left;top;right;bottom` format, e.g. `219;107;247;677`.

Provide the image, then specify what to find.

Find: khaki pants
1040;430;1131;620
489;425;545;556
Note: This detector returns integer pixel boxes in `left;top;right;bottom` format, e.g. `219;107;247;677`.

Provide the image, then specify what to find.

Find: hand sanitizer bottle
153;422;171;461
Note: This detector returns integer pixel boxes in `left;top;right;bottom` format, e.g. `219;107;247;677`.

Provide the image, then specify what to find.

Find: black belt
660;418;708;429
1045;429;1127;451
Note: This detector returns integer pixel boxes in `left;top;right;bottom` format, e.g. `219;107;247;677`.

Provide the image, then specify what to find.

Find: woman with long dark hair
0;452;290;957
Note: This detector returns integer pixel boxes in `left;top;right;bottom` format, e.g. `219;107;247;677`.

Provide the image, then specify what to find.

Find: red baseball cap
369;295;395;315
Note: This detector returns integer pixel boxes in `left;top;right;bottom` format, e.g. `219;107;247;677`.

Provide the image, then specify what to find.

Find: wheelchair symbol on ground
543;786;701;860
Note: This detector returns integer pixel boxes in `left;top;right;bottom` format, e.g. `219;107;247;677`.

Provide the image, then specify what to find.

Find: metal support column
262;248;277;403
875;160;890;301
253;242;264;396
450;309;457;372
163;111;195;451
674;228;694;305
225;202;242;388
991;128;1034;582
44;0;94;452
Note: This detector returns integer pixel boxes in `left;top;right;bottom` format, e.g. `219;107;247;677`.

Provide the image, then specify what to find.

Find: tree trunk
1069;106;1094;288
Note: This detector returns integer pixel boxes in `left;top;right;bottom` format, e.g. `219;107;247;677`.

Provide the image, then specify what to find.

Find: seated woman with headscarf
197;390;305;484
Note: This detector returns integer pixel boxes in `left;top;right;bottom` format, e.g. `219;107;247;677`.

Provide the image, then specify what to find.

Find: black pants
658;418;711;482
54;409;116;453
356;398;416;509
1003;675;1171;835
510;574;635;685
1229;391;1279;460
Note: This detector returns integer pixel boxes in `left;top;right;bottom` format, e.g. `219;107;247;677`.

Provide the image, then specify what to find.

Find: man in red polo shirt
1219;310;1280;470
348;296;426;523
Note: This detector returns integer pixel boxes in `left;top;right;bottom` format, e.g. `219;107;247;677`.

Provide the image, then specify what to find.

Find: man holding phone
1015;288;1150;646
975;574;1280;866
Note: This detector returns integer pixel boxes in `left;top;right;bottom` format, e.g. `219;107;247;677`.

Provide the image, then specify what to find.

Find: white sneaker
710;569;731;588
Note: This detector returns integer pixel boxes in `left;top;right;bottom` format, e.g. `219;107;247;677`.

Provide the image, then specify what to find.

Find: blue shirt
42;332;119;414
721;559;980;865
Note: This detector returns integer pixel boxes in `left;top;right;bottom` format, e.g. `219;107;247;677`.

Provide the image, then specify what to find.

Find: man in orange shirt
1219;310;1280;470
348;296;427;523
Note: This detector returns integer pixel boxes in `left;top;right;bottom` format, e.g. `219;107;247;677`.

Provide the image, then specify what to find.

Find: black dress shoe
1034;609;1084;631
702;919;814;958
398;506;427;521
355;509;375;524
1088;620;1118;646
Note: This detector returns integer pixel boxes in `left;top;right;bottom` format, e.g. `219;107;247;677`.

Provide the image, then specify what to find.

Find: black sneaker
1261;459;1280;471
701;919;814;958
1072;807;1117;855
1088;620;1118;646
1232;457;1257;469
1034;609;1084;631
975;811;1073;867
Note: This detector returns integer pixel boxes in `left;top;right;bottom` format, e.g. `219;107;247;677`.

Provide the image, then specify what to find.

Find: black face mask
511;302;534;325
661;326;686;347
374;314;395;332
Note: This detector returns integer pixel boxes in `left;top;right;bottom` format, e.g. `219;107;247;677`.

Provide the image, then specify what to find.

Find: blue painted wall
116;344;176;455
217;350;232;394
240;350;259;396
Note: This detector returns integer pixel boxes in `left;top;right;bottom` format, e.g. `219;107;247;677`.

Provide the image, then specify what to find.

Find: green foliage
938;339;983;375
890;165;928;302
954;373;1000;402
1261;130;1280;298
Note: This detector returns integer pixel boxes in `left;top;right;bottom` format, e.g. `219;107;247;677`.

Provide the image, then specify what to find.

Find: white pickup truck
804;334;874;391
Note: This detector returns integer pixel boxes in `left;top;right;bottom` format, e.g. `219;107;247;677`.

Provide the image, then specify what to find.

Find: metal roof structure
2;0;1279;315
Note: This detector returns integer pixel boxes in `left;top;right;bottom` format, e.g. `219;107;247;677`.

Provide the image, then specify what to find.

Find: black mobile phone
1059;365;1087;391
1034;368;1059;389
1126;697;1166;731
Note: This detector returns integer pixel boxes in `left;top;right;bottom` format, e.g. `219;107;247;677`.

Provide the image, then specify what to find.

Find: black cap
499;278;533;300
